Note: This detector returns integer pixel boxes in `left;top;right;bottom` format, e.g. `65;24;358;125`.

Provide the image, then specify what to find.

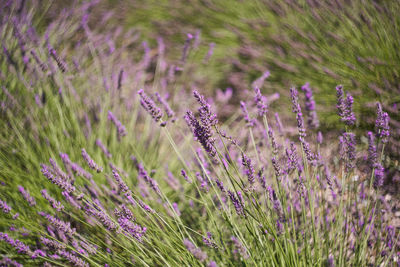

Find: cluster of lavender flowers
0;1;398;266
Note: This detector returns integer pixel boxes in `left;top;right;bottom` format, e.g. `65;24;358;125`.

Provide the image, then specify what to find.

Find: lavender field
0;0;399;266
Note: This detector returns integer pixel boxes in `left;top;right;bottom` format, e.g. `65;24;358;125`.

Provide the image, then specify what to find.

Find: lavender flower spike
242;153;255;185
81;148;103;172
227;190;245;216
183;238;208;262
301;82;319;129
41;189;64;212
254;87;268;116
137;163;161;194
375;102;390;143
155;92;175;121
107;111;127;138
49;47;67;73
185;110;217;158
344;94;356;125
373;163;385;188
344;133;356;173
18;186;36;206
0;232;30;254
138;89;163;123
96;139;112;158
58;250;89;267
0;198;11;213
240;101;255;127
40;163;75;193
193;90;218;127
39;212;76;235
336;85;355;125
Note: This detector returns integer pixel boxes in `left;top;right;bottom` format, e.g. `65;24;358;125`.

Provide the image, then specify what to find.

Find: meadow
0;0;399;266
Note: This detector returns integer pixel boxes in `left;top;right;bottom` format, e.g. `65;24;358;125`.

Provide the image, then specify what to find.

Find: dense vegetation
0;1;398;266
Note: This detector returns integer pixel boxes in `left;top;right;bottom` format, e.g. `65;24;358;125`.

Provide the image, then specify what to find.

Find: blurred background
85;0;400;144
5;0;400;188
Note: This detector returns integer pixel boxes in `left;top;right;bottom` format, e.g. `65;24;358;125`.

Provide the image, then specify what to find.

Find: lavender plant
0;1;398;267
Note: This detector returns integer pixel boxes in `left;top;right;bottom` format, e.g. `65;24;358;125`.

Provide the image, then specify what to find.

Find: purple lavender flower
138;200;154;213
301;82;319;129
317;131;323;144
231;236;249;259
336;85;345;118
375;102;390;143
40;236;66;250
181;33;193;63
138;89;163;123
40;163;75;193
107;111;127;138
96;139;112;158
271;156;282;178
286;142;298;173
58;250;89;267
227;190;245;216
203;42;215;63
291;89;315;166
181;169;191;183
185;110;216;158
18;186;36;206
137;163;160;194
49;158;69;181
80;241;97;255
203;232;217;248
0;256;22;267
373;163;385;188
267;187;285;222
39;212;76;235
49;47;67;72
172;202;181;217
41;189;64;212
0;232;30;254
84;204;117;231
327;255;334;267
254;87;268;116
266;129;277;152
62;191;81;210
252;71;270;90
155;92;175;121
183;238;208;262
215;178;226;192
240;101;255;127
336;86;355;125
31;249;46;259
343;132;356;172
59;153;92;180
193;90;218;127
30;50;47;71
115;206;146;242
257;168;267;189
0;198;11;213
185;91;218;158
196;172;209;192
208;261;218;267
344;94;356;125
290;88;306;138
241;153;255;185
112;169;130;193
81;148;103;172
